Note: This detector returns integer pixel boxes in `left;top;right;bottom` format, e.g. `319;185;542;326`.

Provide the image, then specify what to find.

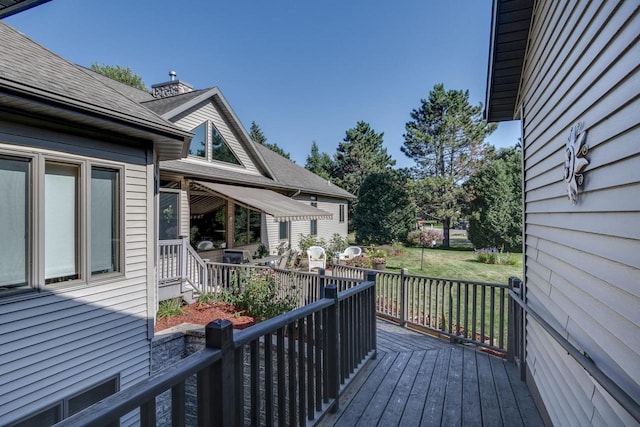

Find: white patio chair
307;246;326;271
339;246;362;260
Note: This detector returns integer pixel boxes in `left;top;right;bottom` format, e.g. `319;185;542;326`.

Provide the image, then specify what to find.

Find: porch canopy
193;181;333;222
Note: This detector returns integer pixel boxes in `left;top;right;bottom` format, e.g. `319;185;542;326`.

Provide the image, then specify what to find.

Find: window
159;191;179;240
91;168;120;275
12;376;118;426
339;204;345;223
211;125;241;165
44;163;79;284
0;157;30;292
279;221;288;240
234;205;261;246
0;151;124;297
188;123;207;158
310;201;317;235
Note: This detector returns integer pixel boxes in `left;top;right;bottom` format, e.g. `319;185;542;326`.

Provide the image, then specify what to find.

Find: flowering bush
407;229;443;247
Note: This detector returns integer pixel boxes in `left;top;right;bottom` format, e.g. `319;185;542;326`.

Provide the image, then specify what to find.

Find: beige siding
172;100;260;174
179;181;190;237
0;123;153;425
519;1;640;424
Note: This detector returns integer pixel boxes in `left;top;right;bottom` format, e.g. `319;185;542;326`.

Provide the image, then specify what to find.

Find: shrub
406;229;443;247
345;255;372;269
474;247;518;265
221;270;297;322
326;233;349;254
298;234;326;254
157;298;184;319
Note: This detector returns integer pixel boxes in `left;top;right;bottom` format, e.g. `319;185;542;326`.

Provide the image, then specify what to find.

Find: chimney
151;71;193;98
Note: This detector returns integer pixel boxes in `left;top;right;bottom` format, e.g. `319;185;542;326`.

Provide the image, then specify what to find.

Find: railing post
319;268;326;299
204;319;235;427
366;271;377;359
507;277;517;362
325;284;340;412
179;235;188;285
517;277;527;382
400;268;408;327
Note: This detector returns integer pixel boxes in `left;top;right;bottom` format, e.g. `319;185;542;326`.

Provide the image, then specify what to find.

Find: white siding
172;99;260;174
518;1;640;424
0;123;154;425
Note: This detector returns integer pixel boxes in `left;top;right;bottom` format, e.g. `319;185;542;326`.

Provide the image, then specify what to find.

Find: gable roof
0;22;190;160
254;143;355;199
485;0;534;122
81;66;155;103
144;86;275;178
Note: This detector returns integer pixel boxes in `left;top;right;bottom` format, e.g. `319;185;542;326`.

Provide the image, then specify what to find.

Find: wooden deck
318;319;543;427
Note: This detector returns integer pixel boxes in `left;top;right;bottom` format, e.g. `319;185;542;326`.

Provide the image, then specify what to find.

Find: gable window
279;221;289;240
0;150;124;297
339;204;345;223
188;122;207;158
211;125;241;165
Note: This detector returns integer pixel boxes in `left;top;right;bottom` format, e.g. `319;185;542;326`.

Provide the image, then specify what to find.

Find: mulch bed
154;301;256;332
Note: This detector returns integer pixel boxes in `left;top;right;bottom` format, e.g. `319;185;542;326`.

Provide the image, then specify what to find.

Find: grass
385;230;522;285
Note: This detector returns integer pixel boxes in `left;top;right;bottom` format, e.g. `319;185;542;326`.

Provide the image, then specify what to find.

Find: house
486;1;639;425
0;22;190;425
94;71;354;261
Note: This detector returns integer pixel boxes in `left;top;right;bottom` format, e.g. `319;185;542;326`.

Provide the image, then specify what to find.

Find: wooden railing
331;264;509;354
203;263;363;308
56;277;378;427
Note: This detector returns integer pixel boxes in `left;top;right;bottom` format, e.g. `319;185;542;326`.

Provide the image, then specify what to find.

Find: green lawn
385;246;523;285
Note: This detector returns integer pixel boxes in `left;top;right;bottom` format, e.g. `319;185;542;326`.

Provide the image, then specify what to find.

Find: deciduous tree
90;63;148;91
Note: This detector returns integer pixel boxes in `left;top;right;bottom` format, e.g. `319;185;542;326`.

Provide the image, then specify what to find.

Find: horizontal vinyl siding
172;100;260;174
0;131;152;425
519;0;640;424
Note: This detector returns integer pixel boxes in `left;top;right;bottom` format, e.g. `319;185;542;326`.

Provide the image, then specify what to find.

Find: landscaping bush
221;270;297;321
406;229;444;247
298;233;327;254
474;247;518;265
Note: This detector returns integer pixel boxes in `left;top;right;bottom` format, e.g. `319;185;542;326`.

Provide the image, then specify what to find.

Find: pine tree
402;84;497;247
305;141;333;180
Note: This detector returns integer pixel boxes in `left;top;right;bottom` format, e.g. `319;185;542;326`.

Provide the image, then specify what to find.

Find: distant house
0;22;189;425
94;72;354;261
486;1;639;425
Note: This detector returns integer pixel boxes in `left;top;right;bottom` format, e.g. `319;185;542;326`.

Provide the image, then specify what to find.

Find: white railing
158;237;208;296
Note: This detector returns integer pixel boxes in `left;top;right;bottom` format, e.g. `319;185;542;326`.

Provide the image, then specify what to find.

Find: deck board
319;319;543;427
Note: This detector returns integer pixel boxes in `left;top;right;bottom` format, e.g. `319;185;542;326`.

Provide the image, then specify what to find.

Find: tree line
300;83;522;251
89;64;522;251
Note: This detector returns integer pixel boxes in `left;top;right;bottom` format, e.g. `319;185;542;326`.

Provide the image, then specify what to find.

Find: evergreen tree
90;63;148;91
249;121;292;160
333;121;395;197
465;146;522;252
353;171;415;245
305;141;334;180
402;84;497;247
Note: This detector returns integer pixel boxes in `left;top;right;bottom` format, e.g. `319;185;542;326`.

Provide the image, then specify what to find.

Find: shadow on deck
319;319;543;427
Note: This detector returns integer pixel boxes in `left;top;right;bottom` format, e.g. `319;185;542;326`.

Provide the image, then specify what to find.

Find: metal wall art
563;122;589;205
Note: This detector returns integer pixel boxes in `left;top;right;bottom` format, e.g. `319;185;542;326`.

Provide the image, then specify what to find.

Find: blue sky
6;0;521;168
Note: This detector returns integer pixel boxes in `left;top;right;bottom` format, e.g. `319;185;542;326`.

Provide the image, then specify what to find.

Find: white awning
193;181;333;222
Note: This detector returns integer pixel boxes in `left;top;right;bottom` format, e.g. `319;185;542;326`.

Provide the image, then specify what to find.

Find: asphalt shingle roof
142;89;210;116
0;22;182;133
